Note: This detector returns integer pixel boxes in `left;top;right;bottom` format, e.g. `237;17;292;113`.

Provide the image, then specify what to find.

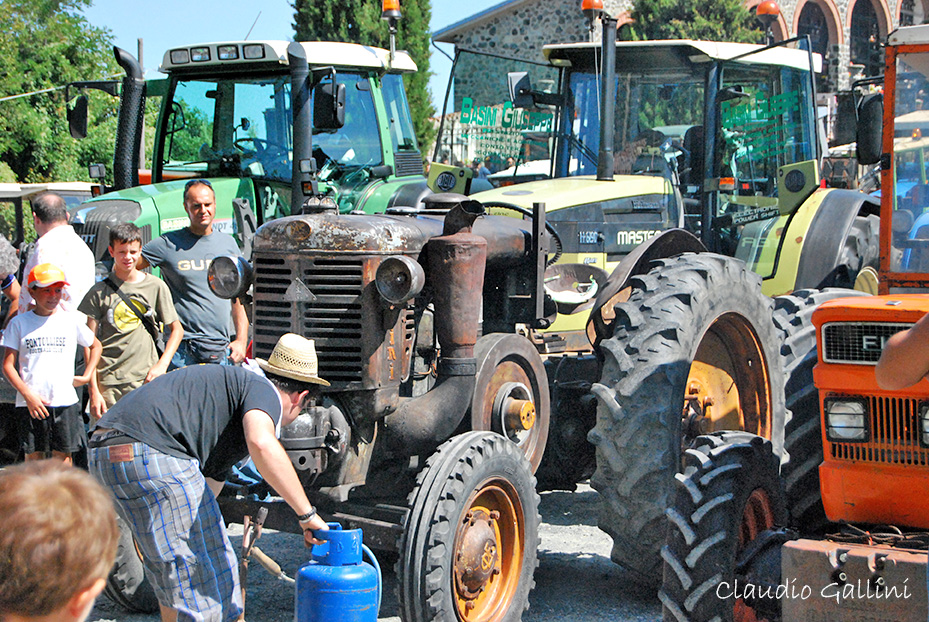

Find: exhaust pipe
383;195;487;452
112;46;145;190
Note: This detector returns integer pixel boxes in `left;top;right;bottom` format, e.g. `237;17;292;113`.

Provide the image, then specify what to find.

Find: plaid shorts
89;442;242;622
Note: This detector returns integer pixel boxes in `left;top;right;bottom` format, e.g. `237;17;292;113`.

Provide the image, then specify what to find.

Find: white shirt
1;310;95;407
19;225;95;314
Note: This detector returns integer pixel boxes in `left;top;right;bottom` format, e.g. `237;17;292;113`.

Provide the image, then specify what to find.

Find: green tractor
68;35;430;271
434;8;880;584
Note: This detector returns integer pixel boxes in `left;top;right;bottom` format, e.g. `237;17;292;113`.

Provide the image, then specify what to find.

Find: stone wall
448;0;633;112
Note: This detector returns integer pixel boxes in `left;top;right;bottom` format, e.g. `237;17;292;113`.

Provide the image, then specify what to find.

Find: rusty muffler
383;195;487;452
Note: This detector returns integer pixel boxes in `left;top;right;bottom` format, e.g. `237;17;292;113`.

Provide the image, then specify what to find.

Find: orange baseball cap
27;263;69;289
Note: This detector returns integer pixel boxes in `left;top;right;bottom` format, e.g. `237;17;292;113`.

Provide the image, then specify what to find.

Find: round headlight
208;255;253;299
375;256;425;305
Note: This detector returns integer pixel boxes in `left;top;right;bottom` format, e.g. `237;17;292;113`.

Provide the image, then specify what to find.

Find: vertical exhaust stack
429;195;487;373
112;47;145;190
383;194;488;452
289;42;314;215
596;13;618;181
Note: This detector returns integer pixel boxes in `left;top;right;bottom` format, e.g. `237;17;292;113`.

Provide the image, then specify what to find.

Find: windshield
156;71;382;187
158;75;293;181
565;70;704;181
436;49;558;184
890;52;929;276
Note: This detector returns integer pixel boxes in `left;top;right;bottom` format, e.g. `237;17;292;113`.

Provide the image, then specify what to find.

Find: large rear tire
103;514;159;614
660;432;787;622
773;288;869;532
397;431;540;622
589;253;785;586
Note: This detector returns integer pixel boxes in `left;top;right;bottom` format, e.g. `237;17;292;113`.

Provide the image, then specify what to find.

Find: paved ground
88;483;662;621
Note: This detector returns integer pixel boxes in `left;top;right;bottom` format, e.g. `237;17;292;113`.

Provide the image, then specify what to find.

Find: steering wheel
234;137;287;157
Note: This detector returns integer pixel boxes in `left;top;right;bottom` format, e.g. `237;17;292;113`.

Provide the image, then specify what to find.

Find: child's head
108;223;143;274
26;263;68;315
0;461;118;622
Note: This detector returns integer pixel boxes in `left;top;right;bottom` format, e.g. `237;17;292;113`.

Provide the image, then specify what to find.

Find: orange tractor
659;23;929;622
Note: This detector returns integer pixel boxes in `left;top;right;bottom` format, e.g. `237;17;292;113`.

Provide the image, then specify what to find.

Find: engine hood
254;210;539;262
472;175;673;212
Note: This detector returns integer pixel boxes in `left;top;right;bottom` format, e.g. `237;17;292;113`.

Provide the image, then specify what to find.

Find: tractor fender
790;188;879;291
585;228;705;347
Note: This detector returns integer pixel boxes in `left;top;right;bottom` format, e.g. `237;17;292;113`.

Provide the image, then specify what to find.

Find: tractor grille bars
830;396;929;466
822;322;912;365
252;254;365;384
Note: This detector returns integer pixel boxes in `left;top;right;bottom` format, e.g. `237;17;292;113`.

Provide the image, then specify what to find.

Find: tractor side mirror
508;72;534;109
68;94;89;139
314;81;345;130
856;93;883;165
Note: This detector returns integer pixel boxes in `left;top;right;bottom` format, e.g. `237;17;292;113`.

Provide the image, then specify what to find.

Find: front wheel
660;432;787;622
397;431;540;622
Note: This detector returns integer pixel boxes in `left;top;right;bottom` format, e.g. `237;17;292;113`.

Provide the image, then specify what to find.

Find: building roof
433;0;532;43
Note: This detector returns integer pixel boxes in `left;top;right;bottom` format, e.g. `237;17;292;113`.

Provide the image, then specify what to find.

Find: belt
89;429;138;449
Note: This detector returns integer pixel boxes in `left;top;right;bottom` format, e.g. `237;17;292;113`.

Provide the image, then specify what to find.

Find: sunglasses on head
184;178;213;191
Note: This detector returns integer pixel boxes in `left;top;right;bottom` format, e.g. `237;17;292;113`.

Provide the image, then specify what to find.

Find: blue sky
79;0;502;113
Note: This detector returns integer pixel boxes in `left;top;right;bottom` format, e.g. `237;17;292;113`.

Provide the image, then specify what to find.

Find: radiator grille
70;199;144;261
822;322;912;365
252;254;364;383
830;396;929;466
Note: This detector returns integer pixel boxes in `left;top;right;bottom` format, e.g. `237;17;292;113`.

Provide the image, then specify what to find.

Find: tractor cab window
312;72;384;210
435;48;558;185
717;55;817;275
157;76;293;182
891;52;929;273
566;70;704;184
382;73;418;152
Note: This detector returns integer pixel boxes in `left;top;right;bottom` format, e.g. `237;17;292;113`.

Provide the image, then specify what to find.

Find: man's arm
243;409;328;543
146;320;183;383
875;312;929;390
228;298;248;363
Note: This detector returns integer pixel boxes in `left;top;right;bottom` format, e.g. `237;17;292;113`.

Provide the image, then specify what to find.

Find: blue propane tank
295;523;381;622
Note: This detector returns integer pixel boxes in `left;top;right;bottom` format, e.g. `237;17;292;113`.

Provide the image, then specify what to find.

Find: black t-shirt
98;365;282;478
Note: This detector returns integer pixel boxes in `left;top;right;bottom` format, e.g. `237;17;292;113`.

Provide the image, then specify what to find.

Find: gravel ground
88;483;661;621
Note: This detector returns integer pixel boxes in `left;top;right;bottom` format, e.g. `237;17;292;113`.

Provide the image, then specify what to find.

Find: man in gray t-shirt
139;179;248;368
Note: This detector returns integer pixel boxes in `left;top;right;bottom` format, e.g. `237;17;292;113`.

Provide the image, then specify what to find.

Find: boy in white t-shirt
2;263;101;464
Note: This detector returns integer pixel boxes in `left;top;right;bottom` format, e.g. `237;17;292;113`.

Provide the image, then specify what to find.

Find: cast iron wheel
103;514;159;613
470;334;550;473
773;288;868;532
397;431;540;622
589;253;785;586
660;432;787;622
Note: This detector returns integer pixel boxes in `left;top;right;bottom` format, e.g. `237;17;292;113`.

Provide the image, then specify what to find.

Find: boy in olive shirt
79;223;184;418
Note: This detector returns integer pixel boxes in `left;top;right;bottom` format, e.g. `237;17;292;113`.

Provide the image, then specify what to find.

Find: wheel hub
454;509;500;600
492;382;535;443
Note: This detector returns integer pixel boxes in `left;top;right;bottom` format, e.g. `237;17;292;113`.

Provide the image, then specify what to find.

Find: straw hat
256;333;330;386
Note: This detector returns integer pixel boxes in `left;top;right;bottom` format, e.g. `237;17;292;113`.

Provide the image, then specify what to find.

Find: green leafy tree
0;0;120;183
623;0;764;43
293;0;435;154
